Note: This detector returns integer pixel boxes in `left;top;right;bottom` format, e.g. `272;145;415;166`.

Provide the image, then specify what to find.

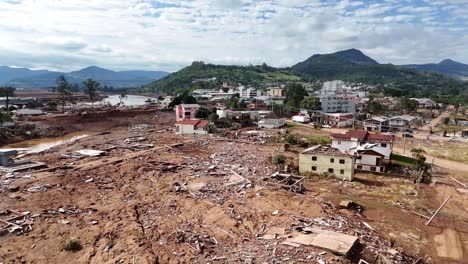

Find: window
357;165;362;169
371;167;376;171
312;156;317;161
328;168;334;173
338;140;341;145
381;143;387;147
339;159;345;164
312;166;317;171
330;158;334;163
340;169;344;174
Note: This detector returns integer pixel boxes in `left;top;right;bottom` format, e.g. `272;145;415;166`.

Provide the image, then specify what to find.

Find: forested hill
145;49;468;104
145;61;301;94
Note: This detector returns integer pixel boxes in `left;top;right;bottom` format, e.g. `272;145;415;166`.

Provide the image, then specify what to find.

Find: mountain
0;66;54;85
402;59;468;79
145;49;467;104
1;66;169;88
290;49;467;103
289;48;410;83
145;61;301;94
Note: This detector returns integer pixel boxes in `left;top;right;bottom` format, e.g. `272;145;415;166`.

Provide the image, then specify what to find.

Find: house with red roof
175;119;209;135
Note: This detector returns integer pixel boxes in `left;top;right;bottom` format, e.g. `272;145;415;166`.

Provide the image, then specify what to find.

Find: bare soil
0;110;466;264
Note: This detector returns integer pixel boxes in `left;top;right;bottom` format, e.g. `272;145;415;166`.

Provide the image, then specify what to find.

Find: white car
322;124;332;128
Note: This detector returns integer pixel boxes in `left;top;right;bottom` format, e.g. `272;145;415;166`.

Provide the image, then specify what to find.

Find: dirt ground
0;110;466;264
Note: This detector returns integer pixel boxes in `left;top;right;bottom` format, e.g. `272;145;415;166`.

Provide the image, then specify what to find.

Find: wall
299;153;354;181
331;139;358;154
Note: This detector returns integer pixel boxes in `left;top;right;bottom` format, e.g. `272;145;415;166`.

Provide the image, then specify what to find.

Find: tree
209;113;219;121
83;79;100;104
410;147;426;158
119;90;128;105
365;97;385;114
228;97;239;109
0;87;15;109
168;91;197;108
300;97;321;111
195;108;211;119
56;75;72;112
398;97;418;112
0;109;12;128
285;83;308;107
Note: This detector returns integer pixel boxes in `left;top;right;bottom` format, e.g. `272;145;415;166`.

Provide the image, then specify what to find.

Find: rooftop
331;130;394;142
301;145;349;157
175;119;209;127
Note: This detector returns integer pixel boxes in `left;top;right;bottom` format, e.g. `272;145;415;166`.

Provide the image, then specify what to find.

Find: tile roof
331;130;368;140
367;133;394;142
175;119;209;128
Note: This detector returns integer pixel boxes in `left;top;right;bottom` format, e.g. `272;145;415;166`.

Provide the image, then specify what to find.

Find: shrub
272;154;285;165
63;239;83;252
286;134;298;145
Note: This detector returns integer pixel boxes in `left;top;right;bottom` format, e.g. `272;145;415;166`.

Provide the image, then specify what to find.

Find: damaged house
175;120;209;135
330;130;394;173
299;145;355;181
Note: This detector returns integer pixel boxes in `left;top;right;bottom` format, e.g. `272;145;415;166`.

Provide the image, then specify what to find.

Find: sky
0;0;467;72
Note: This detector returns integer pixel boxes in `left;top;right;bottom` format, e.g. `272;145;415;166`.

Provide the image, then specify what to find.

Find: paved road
393;147;468;172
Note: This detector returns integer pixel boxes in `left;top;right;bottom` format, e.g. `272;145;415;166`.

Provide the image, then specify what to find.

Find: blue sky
0;0;467;72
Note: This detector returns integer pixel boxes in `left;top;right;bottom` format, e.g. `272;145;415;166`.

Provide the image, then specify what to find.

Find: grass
286;123;298;128
305;135;331;145
261;72;301;81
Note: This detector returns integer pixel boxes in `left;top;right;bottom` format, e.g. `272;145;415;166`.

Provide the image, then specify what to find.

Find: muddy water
0;131;93;153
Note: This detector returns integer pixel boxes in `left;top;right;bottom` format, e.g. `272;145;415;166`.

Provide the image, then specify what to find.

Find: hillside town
1;0;468;263
0;76;466;264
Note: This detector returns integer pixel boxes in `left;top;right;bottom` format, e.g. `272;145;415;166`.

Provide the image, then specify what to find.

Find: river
102;95;157;106
0;132;93;153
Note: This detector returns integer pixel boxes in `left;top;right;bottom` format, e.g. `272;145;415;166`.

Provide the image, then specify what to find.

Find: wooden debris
426;196;451;226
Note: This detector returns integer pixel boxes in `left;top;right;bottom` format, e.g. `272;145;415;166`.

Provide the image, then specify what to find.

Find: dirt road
393;146;468;172
420;111;450;131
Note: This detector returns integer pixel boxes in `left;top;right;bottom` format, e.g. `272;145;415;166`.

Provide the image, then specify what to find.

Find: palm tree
56;75;72;112
118;90;128;105
0;86;15;109
83;79;100;105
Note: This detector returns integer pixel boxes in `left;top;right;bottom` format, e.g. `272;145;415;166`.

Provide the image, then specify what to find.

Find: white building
175;120;209;135
319;95;356;113
331;130;394;159
239;86;263;99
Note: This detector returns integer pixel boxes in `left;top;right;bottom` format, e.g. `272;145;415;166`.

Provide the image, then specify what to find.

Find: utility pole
403;133;407;155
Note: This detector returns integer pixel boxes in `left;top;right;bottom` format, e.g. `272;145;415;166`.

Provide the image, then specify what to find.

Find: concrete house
389;115;417;132
175;104;201;121
353;147;387;173
175;120;209;135
299;145;355;181
258;118;286;129
363;116;389;132
331;130;394;159
322;113;354;128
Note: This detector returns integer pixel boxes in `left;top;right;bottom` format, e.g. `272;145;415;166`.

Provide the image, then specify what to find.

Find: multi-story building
299;145;355;181
319;95;356;113
175;104;200;121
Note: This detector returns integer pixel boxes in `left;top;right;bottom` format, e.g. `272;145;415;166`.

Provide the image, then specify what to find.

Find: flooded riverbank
0;131;93;153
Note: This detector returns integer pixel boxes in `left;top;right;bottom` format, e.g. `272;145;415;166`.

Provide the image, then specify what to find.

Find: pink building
175;104;201;121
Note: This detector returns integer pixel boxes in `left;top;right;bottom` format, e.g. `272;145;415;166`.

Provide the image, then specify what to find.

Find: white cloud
0;0;466;72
